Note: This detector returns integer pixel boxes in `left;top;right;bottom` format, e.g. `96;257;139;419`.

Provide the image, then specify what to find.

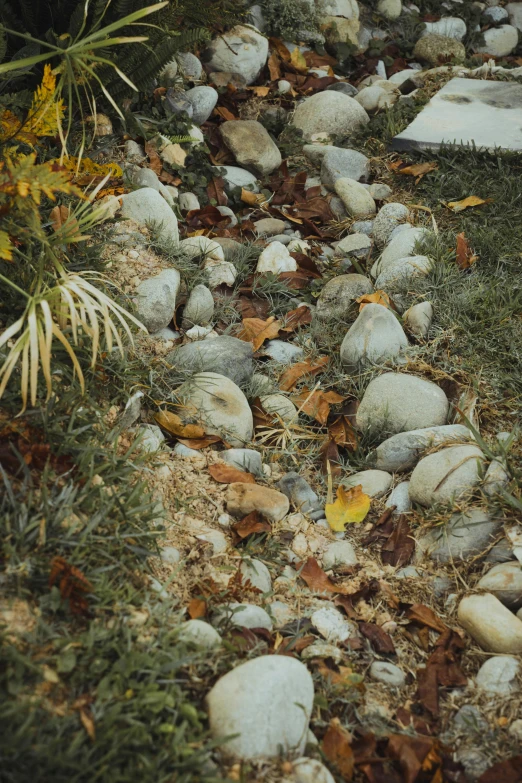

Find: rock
202;25;269;85
178;192;200;212
413;34;466;65
356;373;449;436
321;0;359;18
303;143;338;164
344;469;392;498
322;541;358;569
375;255;432;290
268;601;295;627
180;235;224;263
204;259;238;288
377;0;402;20
374;424;474;472
311;606;357;643
220;448;263;477
396;566;422;579
417;509;500;563
458;593;522;653
509;719;522;741
120;188;179;246
320;148;371;188
315;274;373;321
389;69;419;86
483;459;510;496
164;89;194;117
254;218;288;236
476;655;520;695
452;705;488;734
134;268;180;333
422;17;467;40
326;81;358;97
184;85;218;124
335;178;376;217
218;165;259;192
485;538;515;564
335;233;372;258
475;25;519;56
256;242;297;274
124;140;145;162
369;183;393;200
351;220;374;236
214;603;273;631
455;748;490;781
209;71;248;89
301;641;342;662
372;203;410;247
355;85;397;113
178;51;203;80
385;481;411;513
264;340;304;363
196;528;228;554
137;424;165;453
221;120;282;176
161;546;181;564
292;758;335;783
174;442;200;458
403;301;433;339
292;91;369;141
340;303;408;370
507;2;522;31
226;483;290;522
409;445;485;507
159;59;178;86
179;619;222;649
167;335;253;386
477;562;522;610
370;661;406;687
206;655;313;759
278;79;292;94
260;393;297;424
217;206;237;227
374;227;430;277
182;284;214;329
278;472;323;519
177;372;253;447
240;559;272;593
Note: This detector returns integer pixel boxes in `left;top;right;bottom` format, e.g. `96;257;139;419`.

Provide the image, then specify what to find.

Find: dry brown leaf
213;106;237;121
328;416;357;450
322;719;354;781
241;188;267;206
391;160;438;183
187;598;206;619
155;410;205;439
279;356;329;392
248;85;271;97
455;232;478;269
381;515;415;568
280;305;313;333
237;316;281;351
267;51;282;81
297;557;351;594
177;435;222;450
446;195;492;212
356;290;394;311
290;46;308;73
319;438;342;477
406;603;446;633
208;463;256;484
292;387;345;425
80;708;95;741
232;510;272;538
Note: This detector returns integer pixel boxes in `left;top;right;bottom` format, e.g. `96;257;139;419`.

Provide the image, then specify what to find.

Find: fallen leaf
279;356;329;392
478;756;522;783
387;734;441;783
188;598;206;618
297;557;352;594
208;463;256;484
317;661;364;690
356;290;394;311
280;305;313;333
391;160;438;183
267;52;282;81
232;511;272;538
292;387;345;425
381;515;415;568
416;628;467;719
406;604;446;634
290;46;308;73
241;188;268;206
359;622;396;654
237;316;281;351
455;232;478;269
322;719;354;781
177;435;222;450
80;708;96;741
145;141;163;175
155;410;205;439
319;438;342;477
249;85;271;97
328;416;358;450
213;106;237;121
325;484;371;532
447;195;493;212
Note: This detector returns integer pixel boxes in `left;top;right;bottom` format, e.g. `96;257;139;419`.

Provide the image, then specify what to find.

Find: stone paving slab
392;77;522;152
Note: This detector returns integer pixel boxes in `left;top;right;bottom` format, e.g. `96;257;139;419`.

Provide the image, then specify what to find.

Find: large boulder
134;268;180;333
120;188;179;246
221;120;282;175
167;336;253;386
340;303;408;370
201;25;269;85
292;91;369;141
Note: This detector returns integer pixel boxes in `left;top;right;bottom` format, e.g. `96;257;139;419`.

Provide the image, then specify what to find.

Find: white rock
321;0;359;18
292;758;335;783
483;458;510;496
377;0;402;20
173;442;200;458
403;301;433;339
374;424;474;471
340;303;408;370
180;236;224;263
268;600;295;626
322;541;358;570
214;602;273;631
422;17;467;40
256;242;297;274
120;188;179;246
373;227;430;276
375;254;432;289
204;259;238;288
311;606;357;643
476;655;520;694
369;183;393;200
301;641;342;662
335;233;372;257
335;177;376;218
184;85;218;124
161;546;181;564
240;559;272;593
372;203;410;247
137;424;165;453
202;25;269;85
385;481;411;513
458;593;522;654
356;372;449;436
260;393;297;424
370;661;406;687
477;562;522;610
355;85;397;112
507;2;522;31
218;165;260;191
292;91;369;141
206;655;314;759
134;268;180;333
287;239;310;253
178;192;200;211
196;528;228;553
475;25;519;56
179;619;222;649
389;69;418;85
278;79;292;94
178;51;203;80
509;719;522;740
264;340;304;363
344;469;392;498
409;444;485;507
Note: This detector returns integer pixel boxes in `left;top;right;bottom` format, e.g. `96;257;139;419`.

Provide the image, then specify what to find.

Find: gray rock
120;188;179;246
315;274;373;321
177;51;203;80
320;148;371;188
292;758;335;783
220;448;263;477
483;458;510;496
292;91;369;141
182;284;214;328
254;218;288;236
164;89;194;117
335;178;376;218
476;655;520;694
475;25;519;56
477;562;522;610
118;391;143;430
124;139;145;162
161;545;181;564
206;655;313;759
202;25;269;85
484;6;509;24
422;16;466;40
413;34;465;65
430;574;453;598
340;303;408;370
369;183;393;200
176;372;253;447
373;227;429;276
486;538;515;564
351;220;374;236
375;255;432;290
158;59;178;87
335;233;372;258
452;705;488;734
214;603;273;631
240;559;272;593
344;469;392;498
417;509;500;563
125;164;163;193
167;336;253;386
372;203;410;247
370;661;406;688
135;268;180;333
184;85;218;124
179;619;222;648
221;120;282;176
356;373;449;436
173;442;200;458
322;541;358;569
355;84;397;113
303;144;338;164
385;481;411;513
374;424;474;472
507;2;522;30
311;606;357;643
326;81;358;97
179;192;200;212
213;236;244;260
455;748;490;782
409;444;486;507
218;165;260;192
403;301;433;339
278;472;323;519
263;340;304;363
396;566;422;579
137;424;165;453
260;393;297;423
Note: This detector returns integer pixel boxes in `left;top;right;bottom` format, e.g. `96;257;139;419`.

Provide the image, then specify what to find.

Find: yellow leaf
325;484;371;532
241;188;267;206
154;410;205;439
249;86;271;97
53;156;122;185
290;47;308;73
446;195;493;212
356;290;393;312
0;230;13;261
27;64;65;137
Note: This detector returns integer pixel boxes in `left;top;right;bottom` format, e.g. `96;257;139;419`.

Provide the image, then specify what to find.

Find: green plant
260;0;320;43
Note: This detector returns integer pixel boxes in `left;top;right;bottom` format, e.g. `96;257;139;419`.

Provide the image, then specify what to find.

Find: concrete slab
392;77;522;152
